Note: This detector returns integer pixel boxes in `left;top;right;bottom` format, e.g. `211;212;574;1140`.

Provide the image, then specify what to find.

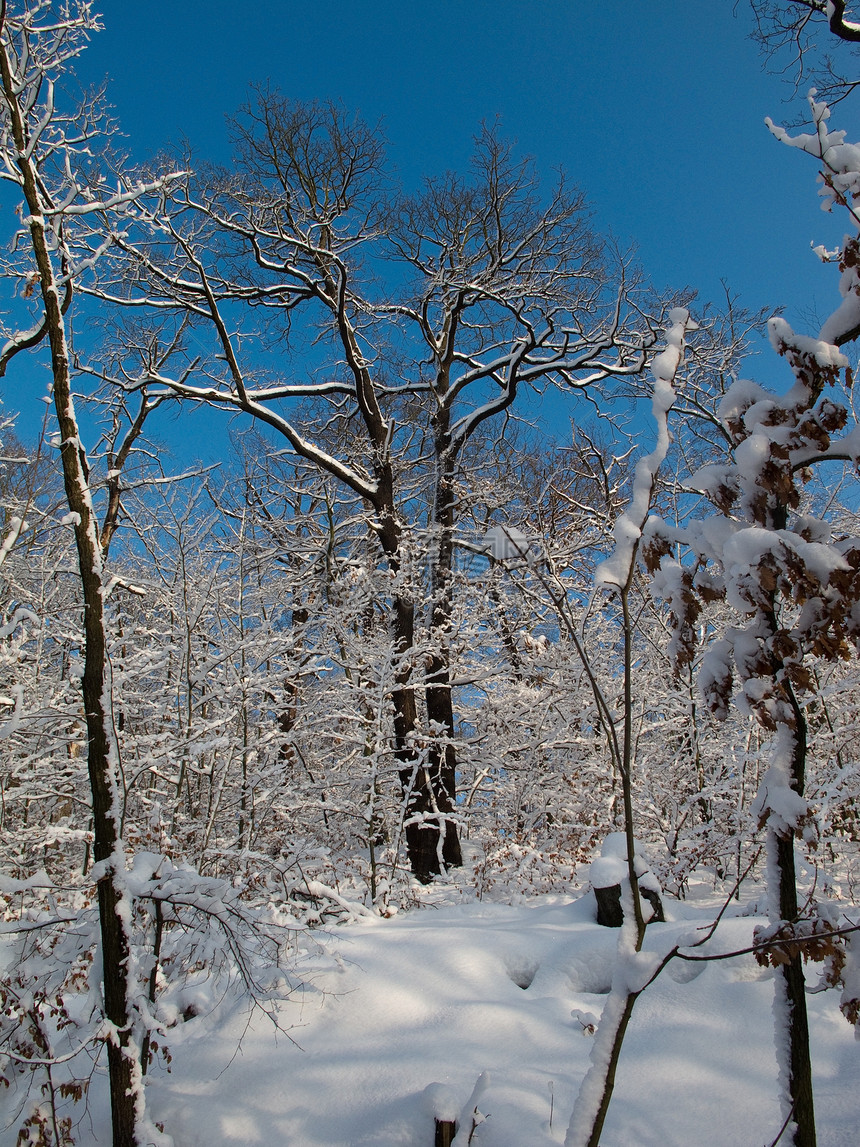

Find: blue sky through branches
77;2;836;317
2;0;853;459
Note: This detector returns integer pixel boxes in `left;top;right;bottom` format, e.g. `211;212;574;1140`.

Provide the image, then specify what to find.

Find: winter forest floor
9;855;857;1147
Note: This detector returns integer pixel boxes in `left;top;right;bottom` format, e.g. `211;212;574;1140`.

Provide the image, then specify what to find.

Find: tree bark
773;832;817;1147
423;440;463;869
771;700;816;1147
0;28;142;1143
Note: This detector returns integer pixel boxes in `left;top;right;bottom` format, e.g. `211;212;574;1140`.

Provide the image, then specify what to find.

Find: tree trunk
424;652;463;869
773;832;816;1147
44;270;140;1147
765;616;816;1147
390;592;450;882
40;278;140;1147
422;440;462;869
378;514;442;882
0;40;142;1143
771;705;816;1147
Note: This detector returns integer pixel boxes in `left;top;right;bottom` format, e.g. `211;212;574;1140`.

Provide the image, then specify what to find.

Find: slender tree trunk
567;308;693;1147
566;582;647;1147
770;696;816;1147
773;830;817;1147
757;508;816;1147
34;262;139;1146
0;38;142;1145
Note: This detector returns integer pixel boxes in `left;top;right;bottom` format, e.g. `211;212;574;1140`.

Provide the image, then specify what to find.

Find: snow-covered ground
139;880;857;1146
3;871;858;1146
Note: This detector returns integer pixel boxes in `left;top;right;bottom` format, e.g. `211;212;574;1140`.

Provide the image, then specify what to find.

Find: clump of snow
423;1081;461;1122
767;316;849;370
751;731;810;835
588;855;627;890
596;831;652;880
482;524;532;562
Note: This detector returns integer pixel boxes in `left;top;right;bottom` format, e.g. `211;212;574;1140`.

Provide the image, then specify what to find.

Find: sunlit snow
32;870;853;1147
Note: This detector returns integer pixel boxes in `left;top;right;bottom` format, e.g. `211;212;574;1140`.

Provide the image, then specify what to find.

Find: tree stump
594;881;624;927
590;836;665;927
594;879;664;927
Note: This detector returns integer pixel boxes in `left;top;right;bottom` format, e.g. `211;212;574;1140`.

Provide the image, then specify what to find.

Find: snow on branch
595;307;697;591
767;93;860;345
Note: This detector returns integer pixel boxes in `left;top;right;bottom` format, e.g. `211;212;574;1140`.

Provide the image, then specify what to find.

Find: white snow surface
26;876;857;1147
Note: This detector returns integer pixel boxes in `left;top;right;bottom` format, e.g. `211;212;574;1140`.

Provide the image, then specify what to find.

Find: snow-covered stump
593;879;624;928
590;835;665;928
640;884;664;923
593;880;664;928
424;1083;459;1147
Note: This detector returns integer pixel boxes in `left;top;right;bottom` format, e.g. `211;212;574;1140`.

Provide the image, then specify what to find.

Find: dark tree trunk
435;1118;458;1147
768;640;816;1146
420;437;463;871
772;706;816;1147
51;312;140;1147
43;279;139;1147
775;833;816;1147
424;652;463;869
382;513;457;883
81;579;138;1146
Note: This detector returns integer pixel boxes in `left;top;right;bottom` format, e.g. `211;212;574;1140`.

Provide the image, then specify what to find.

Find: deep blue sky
4;0;854;456
74;1;836;322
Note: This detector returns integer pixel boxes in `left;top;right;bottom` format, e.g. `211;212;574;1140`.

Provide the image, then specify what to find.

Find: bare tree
80;93;655;882
0;3;174;1141
748;0;860;99
751;0;860;45
561;308;696;1147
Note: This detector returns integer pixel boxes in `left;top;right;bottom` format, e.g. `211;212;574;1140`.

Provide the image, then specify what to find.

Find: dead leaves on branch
753;916;844;969
667;569;702;674
650;336;860;739
675;518;858;730
752;914;860;1032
